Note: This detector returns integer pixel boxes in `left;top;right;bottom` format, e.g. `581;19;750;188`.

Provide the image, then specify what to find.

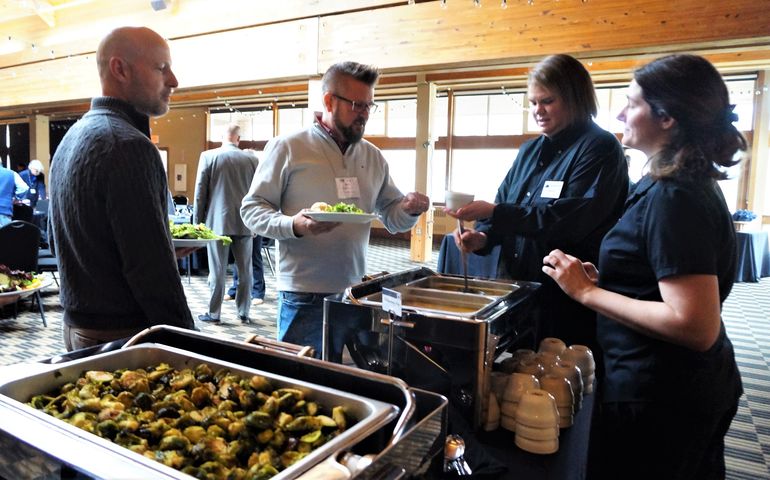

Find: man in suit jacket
194;124;258;324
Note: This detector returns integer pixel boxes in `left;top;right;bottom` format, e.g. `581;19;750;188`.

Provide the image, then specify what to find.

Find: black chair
38;252;59;287
262;237;275;275
12;203;34;223
172;195;188;206
0;221;47;326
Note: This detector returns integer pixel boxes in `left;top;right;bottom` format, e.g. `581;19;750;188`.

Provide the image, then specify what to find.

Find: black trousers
589;400;738;480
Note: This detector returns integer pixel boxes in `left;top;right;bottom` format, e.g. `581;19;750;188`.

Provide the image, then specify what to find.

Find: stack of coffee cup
514;389;560;454
484;391;501;431
550;360;583;412
561;345;596;394
539;373;574;428
501;372;540;432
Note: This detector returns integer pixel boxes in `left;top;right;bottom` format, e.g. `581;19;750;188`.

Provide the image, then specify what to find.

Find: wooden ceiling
1;0;769;121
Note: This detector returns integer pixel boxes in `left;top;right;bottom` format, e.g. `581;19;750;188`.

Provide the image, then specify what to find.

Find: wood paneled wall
1;0;770;112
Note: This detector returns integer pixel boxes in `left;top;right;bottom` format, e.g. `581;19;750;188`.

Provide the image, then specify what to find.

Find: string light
440;0;447;8
474;0;481;7
501;0;507;8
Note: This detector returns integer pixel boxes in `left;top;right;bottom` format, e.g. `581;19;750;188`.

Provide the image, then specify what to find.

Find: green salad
170;222;232;246
329;202;364;213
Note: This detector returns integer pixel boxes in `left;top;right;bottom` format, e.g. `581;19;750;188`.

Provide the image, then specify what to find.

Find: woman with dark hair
543;54;743;479
448;54;628;353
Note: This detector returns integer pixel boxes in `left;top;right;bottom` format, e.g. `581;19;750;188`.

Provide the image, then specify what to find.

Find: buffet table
735;231;770;283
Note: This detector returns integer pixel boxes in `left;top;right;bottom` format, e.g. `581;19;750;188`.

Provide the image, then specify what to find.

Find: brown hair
633;54;746;180
321;61;380;94
528;54;598;127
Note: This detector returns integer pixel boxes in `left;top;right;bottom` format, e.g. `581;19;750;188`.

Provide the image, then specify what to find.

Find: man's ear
322;91;334;113
109;56;131;84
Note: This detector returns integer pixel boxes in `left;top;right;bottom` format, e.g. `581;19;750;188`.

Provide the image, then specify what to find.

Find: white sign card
381;287;402;317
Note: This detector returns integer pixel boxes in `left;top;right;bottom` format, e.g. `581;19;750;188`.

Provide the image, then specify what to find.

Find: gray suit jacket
194;143;258;236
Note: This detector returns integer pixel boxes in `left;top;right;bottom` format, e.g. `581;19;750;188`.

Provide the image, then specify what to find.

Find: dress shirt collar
314;112;350;154
90;97;151;139
546;120;592;152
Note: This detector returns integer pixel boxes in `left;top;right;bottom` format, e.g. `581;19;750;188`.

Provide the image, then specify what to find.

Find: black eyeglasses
331;93;379;114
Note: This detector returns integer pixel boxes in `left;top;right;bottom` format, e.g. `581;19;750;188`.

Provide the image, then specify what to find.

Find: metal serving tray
0;344;399;480
404;276;517;299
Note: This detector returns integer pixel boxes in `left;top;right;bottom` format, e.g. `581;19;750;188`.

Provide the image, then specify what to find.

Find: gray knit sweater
50;97;194;330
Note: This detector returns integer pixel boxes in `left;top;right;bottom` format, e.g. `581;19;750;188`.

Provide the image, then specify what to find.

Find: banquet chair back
0;220;40;272
0;220;47;326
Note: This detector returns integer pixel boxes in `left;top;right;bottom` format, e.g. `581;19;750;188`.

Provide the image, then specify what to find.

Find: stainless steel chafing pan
0;343;399;480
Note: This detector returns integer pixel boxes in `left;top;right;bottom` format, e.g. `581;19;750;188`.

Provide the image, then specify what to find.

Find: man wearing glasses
241;61;430;360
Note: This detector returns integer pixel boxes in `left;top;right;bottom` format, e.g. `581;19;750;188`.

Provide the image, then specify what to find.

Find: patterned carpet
0;237;769;479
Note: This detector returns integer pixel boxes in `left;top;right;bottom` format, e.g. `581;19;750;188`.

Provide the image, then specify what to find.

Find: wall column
29;114;50;171
410;74;436;262
748;70;769;224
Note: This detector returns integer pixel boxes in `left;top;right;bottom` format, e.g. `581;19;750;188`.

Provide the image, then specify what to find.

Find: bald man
49;27;195;351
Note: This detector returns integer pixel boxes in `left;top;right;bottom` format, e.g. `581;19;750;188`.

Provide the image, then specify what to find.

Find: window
278;106;311;136
450;149;516;202
387;99;417;137
380;150;416;193
209;110;273;141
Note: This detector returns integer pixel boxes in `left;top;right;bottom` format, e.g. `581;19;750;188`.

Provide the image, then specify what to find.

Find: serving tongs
457;219;471;293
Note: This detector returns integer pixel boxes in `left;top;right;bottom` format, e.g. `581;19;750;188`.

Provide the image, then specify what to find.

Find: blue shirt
597;174;742;411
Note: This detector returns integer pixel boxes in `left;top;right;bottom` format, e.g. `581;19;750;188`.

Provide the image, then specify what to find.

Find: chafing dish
0;326;447;479
323;267;540;428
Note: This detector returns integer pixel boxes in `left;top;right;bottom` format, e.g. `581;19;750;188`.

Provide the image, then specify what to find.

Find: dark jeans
278;291;372;362
591;401;738;480
277;291;331;358
228;236;265;299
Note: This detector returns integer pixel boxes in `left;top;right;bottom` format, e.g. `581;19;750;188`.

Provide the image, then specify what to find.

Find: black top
597;174;742;411
49;97;194;331
476;121;628;283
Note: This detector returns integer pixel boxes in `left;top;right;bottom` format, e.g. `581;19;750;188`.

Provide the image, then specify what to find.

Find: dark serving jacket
597;174;743;412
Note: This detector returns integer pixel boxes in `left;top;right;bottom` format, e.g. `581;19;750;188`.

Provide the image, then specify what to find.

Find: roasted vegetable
27;362;355;478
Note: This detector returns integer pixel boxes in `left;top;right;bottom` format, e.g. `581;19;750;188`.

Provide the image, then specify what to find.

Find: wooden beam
747;70;769;216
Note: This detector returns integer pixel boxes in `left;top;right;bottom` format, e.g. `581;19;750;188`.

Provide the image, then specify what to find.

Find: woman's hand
452;227;488;254
444;200;496;221
542;249;597;303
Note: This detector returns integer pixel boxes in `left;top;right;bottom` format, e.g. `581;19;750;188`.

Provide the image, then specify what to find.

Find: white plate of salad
304;202;377;224
0;267;53;305
169;223;232;246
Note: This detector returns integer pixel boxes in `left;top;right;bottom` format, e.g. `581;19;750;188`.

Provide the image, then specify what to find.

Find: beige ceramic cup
490;371;510;402
515;434;559;455
561;345;595;376
484;391;501;431
504;372;540;403
538;337;567;355
549;360;584;411
515;389;559;429
515;423;559;441
539;373;574;409
536;351;561;374
515;358;545;378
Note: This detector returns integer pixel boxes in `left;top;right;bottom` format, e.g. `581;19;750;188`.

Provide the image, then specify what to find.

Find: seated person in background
543;54;743;480
19;159;47;208
0;164;29;227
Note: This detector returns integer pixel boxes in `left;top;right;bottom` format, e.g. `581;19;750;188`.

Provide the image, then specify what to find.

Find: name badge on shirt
336;177;361;199
30;188;36;195
541;180;564;199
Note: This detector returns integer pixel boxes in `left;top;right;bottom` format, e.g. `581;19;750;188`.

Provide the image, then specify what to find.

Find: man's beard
334;115;366;144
